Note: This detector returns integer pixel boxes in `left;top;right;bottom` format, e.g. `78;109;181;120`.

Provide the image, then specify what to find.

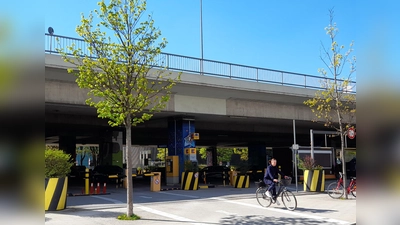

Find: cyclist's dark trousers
266;180;276;196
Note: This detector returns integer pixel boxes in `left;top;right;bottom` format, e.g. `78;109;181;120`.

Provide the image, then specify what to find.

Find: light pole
200;0;204;75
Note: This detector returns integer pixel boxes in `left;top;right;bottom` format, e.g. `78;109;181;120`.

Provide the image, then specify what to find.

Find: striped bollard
103;183;107;194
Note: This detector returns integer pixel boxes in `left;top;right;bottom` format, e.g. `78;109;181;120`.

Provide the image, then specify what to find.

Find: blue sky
41;0;362;77
1;1;399;83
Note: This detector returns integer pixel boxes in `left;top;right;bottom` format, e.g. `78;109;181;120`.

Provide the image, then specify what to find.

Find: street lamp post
200;0;204;75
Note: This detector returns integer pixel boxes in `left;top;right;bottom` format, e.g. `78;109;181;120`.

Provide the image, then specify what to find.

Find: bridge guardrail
45;33;356;94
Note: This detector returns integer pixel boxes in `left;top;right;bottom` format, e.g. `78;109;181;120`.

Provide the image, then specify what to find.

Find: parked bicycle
327;172;356;199
255;177;297;211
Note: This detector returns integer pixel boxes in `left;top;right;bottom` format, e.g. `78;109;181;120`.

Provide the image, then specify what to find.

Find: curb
68;193;111;197
199;184;215;189
160;187;181;191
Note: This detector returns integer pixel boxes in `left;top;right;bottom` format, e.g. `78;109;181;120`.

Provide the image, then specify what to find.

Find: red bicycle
327;172;356;198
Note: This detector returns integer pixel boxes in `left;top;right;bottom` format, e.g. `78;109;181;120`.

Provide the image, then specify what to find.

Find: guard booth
166;156;179;185
292;146;335;177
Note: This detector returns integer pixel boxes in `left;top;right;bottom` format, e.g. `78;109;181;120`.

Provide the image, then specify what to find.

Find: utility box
150;172;161;192
166;156;179;185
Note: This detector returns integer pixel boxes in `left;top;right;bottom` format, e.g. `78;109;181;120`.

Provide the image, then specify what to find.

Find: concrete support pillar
99;131;113;165
168;117;196;182
248;142;267;168
59;135;76;164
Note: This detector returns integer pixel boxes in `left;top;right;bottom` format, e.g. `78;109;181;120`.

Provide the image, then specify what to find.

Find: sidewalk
46;182;356;225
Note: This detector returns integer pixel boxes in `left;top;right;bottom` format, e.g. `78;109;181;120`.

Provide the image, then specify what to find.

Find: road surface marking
90;195;123;204
159;192;200;199
139;196;152;199
216;210;237;215
210;197;350;225
137;205;210;225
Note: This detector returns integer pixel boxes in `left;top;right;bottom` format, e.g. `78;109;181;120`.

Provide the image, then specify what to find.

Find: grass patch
117;214;141;220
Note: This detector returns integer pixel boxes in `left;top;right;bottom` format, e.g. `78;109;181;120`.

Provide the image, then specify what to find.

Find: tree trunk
80;155;85;166
340;131;348;199
126;114;134;216
336;92;348;199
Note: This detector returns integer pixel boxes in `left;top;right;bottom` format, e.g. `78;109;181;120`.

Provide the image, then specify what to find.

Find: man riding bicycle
263;158;289;199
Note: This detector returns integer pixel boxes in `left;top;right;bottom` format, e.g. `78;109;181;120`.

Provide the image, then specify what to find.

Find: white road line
158;192;200;199
139;196;152;199
90;195;124;204
210;197;351;225
137;205;210;225
215;210;237;216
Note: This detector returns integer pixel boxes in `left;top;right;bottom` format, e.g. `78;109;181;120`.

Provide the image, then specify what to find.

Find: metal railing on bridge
45;33;356;94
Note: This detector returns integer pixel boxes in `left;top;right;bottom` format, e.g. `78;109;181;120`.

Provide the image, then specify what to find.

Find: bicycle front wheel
350;183;356;198
327;182;344;199
256;187;272;208
281;190;297;211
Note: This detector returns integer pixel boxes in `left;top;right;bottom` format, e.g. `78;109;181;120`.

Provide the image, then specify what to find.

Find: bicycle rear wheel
327;182;344;199
256;187;272;207
350;183;356;198
281;190;297;211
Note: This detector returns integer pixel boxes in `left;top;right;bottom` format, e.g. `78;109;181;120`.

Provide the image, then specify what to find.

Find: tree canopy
58;0;180;216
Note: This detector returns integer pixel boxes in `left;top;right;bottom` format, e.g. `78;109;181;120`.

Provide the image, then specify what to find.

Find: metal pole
293;120;297;144
174;119;177;155
293;120;298;192
310;129;314;159
325;134;327;147
200;0;204;75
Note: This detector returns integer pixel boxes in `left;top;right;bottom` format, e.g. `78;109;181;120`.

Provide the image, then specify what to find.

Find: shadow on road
293;207;337;213
219;215;341;225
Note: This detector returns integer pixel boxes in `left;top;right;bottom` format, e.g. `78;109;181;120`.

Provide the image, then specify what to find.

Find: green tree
59;0;180;216
304;9;356;199
216;148;233;163
198;147;207;159
89;146;100;167
76;146;92;166
156;148;167;161
233;147;248;161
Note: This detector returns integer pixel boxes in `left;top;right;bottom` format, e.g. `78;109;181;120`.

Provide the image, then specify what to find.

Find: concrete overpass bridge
45;34;356;175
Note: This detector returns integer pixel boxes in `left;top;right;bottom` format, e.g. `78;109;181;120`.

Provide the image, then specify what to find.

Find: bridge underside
45;102;355;148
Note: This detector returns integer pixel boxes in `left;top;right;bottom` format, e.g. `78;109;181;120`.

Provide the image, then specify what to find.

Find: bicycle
326;172;356;199
255;177;297;211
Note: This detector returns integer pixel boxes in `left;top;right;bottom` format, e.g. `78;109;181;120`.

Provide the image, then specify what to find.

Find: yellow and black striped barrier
45;177;68;211
181;172;199;190
303;170;325;192
233;174;249;188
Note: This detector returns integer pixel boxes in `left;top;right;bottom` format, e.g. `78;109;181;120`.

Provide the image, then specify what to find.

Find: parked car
69;165;87;179
199;166;230;184
91;165;126;183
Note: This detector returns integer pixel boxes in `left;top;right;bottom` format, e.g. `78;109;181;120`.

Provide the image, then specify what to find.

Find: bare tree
304;9;356;199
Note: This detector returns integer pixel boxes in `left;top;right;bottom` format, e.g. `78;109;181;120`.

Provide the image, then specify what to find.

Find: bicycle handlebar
338;172;356;180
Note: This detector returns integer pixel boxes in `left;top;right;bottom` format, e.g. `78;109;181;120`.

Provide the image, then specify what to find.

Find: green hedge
45;147;73;178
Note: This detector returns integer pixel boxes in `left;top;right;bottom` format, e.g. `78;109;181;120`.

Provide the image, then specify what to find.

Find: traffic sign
292;144;299;150
347;127;356;139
